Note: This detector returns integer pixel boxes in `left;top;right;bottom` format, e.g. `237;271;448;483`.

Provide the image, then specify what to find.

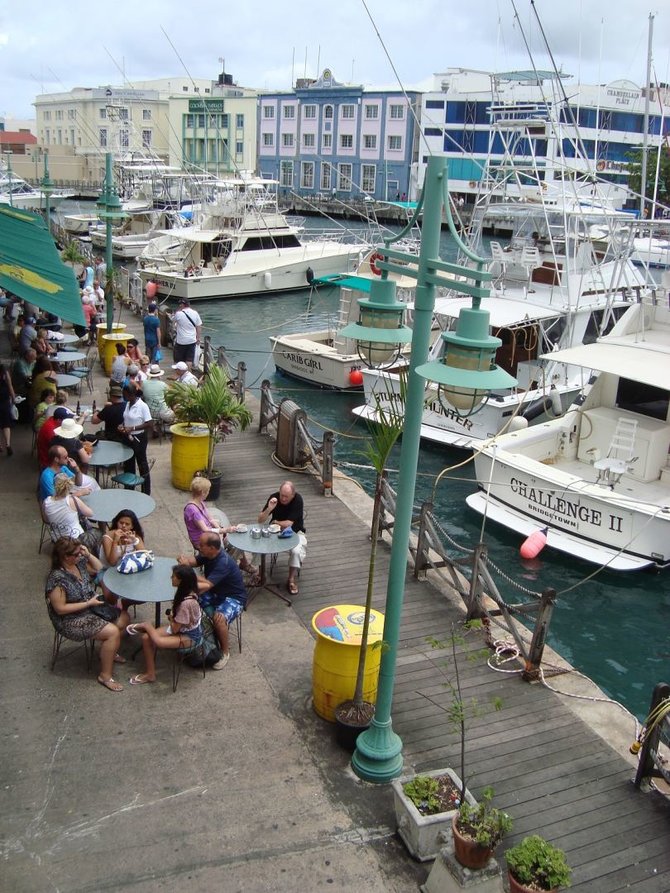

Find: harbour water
66;204;670;721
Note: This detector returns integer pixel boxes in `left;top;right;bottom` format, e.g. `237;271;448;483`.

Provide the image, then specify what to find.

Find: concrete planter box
392;768;476;862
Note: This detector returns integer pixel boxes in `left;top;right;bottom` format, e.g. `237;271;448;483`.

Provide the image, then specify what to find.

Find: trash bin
312;604;384;722
169;423;210;491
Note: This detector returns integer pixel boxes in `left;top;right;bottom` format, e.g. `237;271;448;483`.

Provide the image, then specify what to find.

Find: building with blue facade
258;69;419;203
417;68;670;208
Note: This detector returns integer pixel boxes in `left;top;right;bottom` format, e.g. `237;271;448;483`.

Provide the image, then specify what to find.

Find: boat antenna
640;13;654;219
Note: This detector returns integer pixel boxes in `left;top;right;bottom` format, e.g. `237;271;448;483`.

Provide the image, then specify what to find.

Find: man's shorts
204;597;244;624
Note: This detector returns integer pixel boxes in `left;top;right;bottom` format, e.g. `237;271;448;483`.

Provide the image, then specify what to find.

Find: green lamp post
340;276;413;365
345;155;516;782
40;152;55;227
96;152;126;330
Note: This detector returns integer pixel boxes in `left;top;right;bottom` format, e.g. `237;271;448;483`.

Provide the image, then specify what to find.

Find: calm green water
68;202;669;722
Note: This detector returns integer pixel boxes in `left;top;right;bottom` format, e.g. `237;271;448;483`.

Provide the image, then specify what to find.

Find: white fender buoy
263;271;272;289
508;416;529;432
549;387;562;416
520;527;548;559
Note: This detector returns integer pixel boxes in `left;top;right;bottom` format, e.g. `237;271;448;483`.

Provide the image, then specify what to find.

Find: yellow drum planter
96;322;126;355
312;604;384;722
101;332;132;375
170;423;210;491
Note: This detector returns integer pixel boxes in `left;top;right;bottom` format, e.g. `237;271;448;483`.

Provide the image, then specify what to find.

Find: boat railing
200;336;246;402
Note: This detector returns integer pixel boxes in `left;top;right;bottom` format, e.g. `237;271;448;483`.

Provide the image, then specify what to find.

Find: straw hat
147;364;164;378
54;417;83;438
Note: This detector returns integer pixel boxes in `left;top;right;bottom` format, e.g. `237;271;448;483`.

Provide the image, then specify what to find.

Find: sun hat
54;417;83;438
147;364;164;378
172;361;188;371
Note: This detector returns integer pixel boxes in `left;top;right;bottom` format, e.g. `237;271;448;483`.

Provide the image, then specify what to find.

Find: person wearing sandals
45;537;129;693
127;565;203;685
258;481;307;596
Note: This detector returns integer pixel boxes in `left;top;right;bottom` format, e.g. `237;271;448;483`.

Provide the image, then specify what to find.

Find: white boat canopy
155;228;226;243
541;337;670;389
432;296;563;327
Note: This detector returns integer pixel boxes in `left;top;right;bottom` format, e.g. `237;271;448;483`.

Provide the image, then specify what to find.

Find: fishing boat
631;231;670;268
0;169;72;210
89;208;190;259
351;93;651;450
136;175;369;302
466;293;670;571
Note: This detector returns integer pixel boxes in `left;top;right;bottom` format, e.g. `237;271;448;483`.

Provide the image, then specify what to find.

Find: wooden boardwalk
220;420;670;892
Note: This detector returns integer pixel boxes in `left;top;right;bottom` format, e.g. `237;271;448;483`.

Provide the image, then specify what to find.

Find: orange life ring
596;160;606;172
369;252;384;276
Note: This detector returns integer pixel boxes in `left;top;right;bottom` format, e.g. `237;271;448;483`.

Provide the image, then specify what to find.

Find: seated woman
126;338;143;364
45;537;129;692
127;565;203;685
42;474;99;551
184;476;258;580
99;509;146;568
29;356;57;408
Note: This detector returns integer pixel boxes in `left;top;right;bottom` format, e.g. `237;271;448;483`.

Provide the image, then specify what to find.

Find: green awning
312;273;374;292
0;204;85;325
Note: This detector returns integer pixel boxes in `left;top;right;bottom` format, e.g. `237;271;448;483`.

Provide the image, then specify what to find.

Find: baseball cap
177;298;189;305
109;385;124;398
172;361;188;371
26;316;36;324
53;406;74;420
148;302;157;312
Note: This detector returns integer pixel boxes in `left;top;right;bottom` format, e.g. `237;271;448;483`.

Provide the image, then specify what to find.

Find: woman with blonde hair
42;473;98;550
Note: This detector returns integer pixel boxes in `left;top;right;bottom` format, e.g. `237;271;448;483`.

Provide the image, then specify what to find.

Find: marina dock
1;304;669;891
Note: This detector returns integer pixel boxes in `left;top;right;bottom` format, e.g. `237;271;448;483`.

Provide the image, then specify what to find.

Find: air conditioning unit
276;399;308;467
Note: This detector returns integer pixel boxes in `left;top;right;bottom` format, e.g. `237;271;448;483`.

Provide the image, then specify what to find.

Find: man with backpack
172;298;202;365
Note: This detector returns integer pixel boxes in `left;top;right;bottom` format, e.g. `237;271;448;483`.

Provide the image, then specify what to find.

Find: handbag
10;403;18;421
154;348;162;361
116;550;155;574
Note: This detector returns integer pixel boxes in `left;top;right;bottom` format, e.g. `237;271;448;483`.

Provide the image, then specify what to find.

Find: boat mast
639;13;654;219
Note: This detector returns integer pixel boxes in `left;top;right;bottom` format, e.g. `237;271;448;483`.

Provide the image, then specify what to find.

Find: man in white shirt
119;383;154;494
173;298;202;364
171;361;199;387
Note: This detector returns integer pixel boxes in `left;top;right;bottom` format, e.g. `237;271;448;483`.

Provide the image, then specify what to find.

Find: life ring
596;160;606;172
369;252;384;276
468;180;477;189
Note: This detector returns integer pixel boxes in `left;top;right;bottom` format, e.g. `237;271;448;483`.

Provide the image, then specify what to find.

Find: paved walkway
1;304;668;892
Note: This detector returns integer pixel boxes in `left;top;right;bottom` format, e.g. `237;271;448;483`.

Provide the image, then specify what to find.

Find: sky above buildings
0;0;668;120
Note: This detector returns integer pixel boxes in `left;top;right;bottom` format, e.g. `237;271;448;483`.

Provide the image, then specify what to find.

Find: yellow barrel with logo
101;332;132;375
96;322;126;355
312;604;384;721
169;423;210;490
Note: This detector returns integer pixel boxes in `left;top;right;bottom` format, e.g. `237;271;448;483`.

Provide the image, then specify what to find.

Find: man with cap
143;302;162;363
172;298;202;365
91;386;126;441
142;364;175;425
171;361;199;387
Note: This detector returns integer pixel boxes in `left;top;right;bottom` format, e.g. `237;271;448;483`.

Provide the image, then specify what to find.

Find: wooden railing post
322;431;333;496
236;361;246;401
523;588;557;680
414;501;433;579
466;543;489;620
634;682;670;788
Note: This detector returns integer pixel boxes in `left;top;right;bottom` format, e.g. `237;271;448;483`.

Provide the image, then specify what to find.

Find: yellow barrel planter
170;423;210;491
96;322;126;355
312;604;385;722
101;332;132;376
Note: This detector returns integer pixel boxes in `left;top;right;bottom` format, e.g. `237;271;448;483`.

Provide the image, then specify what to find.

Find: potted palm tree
332;385;404;750
165;363;252;497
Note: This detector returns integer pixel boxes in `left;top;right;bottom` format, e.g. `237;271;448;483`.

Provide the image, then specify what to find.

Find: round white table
54;351;86;365
56;373;81;389
86;440;133;483
48;332;79;346
226;525;299;605
82;488;155;524
103;556;173;627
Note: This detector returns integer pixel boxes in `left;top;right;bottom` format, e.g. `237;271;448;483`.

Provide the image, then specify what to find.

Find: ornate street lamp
344;155;516;782
339;276;412;367
40;152;55;225
96;152;126;330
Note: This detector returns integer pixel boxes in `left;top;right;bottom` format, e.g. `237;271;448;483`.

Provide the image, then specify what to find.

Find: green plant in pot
165;363;252;498
333;381;404;750
505;835;571;892
451;785;512;869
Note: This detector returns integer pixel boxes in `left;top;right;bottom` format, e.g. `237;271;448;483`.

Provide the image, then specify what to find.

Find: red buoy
520;527;548;559
349;369;364;386
145;280;158;299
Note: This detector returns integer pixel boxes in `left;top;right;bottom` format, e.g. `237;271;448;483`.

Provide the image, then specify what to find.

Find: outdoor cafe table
103;556;173;627
53;350;86;366
82;488;155;525
48;332;79;346
86;440;133;483
226;525;298;606
56;373;81;390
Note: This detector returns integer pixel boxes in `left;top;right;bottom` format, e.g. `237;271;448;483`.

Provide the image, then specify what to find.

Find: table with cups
226;523;298;605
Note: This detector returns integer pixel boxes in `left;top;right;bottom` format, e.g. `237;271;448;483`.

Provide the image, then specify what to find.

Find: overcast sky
1;1;668;120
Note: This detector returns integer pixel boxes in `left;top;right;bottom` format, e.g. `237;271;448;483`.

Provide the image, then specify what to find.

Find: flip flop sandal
97;677;123;692
287;580;299;596
113;653;127;664
126;624;140;636
129;674;155;685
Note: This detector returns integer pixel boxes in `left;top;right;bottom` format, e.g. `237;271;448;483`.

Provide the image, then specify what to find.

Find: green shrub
506;835;571;890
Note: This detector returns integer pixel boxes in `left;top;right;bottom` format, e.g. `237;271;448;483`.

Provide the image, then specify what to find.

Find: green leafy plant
165;363;252;475
506;835;571;890
403;776;442;813
60;242;86;264
455;785;512;848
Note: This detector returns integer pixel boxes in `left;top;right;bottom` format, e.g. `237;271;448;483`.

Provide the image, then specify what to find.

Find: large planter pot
170;423;210;491
195;468;222;501
391;768;477;862
451;815;494;870
333;700;374;752
311;605;384;722
508;871;558;893
423;832;502;893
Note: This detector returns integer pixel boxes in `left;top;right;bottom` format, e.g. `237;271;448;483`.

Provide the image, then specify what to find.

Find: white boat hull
631;237;670;268
139;243;367;301
271;330;366;390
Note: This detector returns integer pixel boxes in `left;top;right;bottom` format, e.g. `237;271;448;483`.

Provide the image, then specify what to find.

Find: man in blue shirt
38;444;99;501
178;533;247;670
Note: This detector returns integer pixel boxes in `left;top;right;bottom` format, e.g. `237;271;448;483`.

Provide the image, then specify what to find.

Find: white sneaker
211;653;230;671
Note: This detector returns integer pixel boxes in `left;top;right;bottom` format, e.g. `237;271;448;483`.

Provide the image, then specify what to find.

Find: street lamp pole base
351;716;404;783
